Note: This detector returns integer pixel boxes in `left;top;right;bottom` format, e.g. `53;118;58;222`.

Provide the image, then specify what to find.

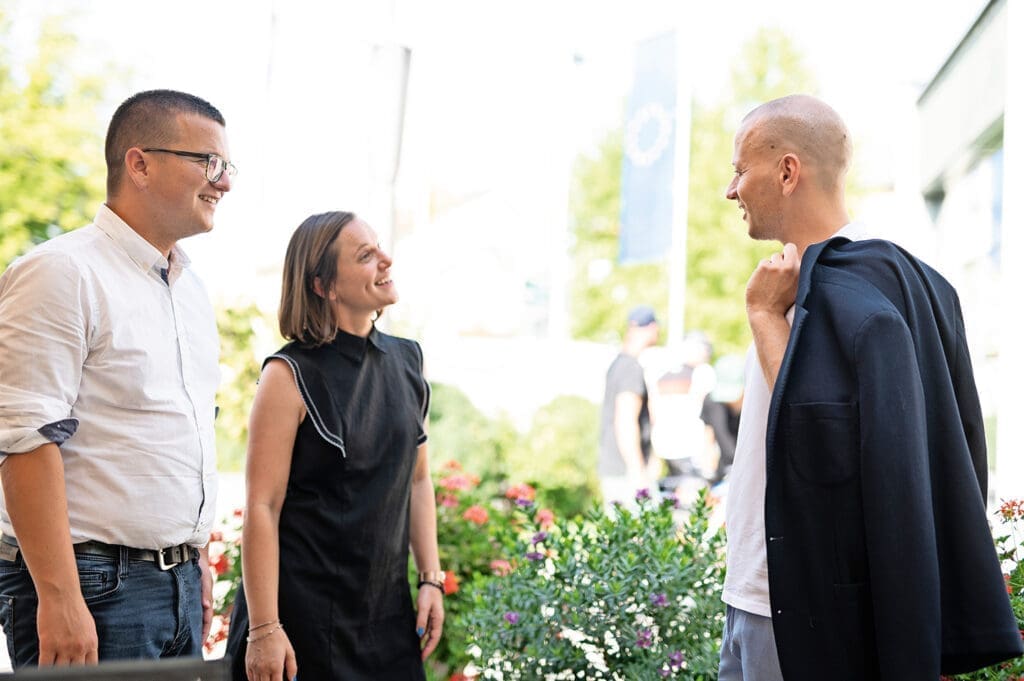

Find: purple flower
531;531;548;545
516;498;534;508
504;611;519;625
669;650;684;667
525;551;545;561
635;488;651;502
635;628;654;649
658;669;671;678
661;495;681;509
650;592;668;608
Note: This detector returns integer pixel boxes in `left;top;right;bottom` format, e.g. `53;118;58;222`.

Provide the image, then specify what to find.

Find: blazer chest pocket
785;401;859;485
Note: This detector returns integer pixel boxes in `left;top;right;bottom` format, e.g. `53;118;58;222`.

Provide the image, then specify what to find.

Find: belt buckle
157;546;181;571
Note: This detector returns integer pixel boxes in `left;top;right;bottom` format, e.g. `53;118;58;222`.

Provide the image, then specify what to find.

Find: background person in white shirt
0;89;233;668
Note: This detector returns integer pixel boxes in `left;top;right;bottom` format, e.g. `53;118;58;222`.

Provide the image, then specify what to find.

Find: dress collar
330;326;386;363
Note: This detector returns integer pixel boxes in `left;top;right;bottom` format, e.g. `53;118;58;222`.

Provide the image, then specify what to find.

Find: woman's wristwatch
417;570;446;593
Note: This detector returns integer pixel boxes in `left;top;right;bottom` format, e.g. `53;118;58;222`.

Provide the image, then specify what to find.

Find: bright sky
9;0;991;310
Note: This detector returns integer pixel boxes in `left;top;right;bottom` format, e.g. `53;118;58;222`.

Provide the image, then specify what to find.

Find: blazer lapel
765;236;850;467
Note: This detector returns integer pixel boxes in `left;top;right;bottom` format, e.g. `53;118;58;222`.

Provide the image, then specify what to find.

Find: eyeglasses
142;148;238;183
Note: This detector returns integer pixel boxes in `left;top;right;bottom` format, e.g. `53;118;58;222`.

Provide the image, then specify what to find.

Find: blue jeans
0;545;203;668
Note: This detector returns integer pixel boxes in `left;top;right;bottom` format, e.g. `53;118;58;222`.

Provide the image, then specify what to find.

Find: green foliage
568;130;669;344
0;3;106;269
462;489;726;680
420;465;549;680
215;304;276;471
568;28;819;355
429;383;600;521
428;383;520;481
948;500;1024;680
507;395;600;518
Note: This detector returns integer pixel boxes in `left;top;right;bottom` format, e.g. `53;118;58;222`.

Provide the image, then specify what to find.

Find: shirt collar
833;220;869;241
330;326;387;363
93;204;191;281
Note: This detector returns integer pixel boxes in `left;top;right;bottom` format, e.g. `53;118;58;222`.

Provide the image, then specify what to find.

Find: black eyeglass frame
141;148;238;183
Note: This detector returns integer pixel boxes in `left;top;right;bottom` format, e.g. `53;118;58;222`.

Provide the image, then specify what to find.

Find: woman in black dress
227;211;444;681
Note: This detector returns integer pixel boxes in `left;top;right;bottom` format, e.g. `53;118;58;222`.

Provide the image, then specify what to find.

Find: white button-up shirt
0;205;220;549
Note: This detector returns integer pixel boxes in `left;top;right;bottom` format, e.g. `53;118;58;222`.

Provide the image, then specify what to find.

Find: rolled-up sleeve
0;251;87;458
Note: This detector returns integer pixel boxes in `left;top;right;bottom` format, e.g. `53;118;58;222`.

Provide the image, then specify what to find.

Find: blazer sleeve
854;308;942;680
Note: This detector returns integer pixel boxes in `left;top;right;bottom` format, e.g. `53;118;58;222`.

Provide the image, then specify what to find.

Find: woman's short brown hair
279;211;356;345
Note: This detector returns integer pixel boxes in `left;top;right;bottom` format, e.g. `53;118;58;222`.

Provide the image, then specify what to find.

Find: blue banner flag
619;31;677;264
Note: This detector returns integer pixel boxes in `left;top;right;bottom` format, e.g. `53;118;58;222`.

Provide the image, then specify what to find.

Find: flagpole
666;14;692;347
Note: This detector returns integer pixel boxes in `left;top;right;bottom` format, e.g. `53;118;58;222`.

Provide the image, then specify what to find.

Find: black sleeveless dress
226;328;430;680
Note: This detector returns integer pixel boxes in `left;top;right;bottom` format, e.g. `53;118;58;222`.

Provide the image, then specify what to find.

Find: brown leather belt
1;534;194;571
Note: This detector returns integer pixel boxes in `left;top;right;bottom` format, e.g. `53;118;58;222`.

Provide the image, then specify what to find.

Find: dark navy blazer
765;238;1022;680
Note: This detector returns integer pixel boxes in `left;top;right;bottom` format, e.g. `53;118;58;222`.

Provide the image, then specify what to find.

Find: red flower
505;483;536;502
489;559;512;576
438;493;459;508
442;460;463;472
232;507;244;519
462;505;489;525
998;499;1024;521
211;552;230;576
448;674;467;681
536;508;555;529
440;473;479;491
443;571;460;595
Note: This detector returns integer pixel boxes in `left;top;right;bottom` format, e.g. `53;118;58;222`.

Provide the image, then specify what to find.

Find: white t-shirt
722;222;868;616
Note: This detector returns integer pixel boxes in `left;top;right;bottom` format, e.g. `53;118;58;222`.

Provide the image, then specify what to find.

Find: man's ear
779;153;801;196
123;148;150;190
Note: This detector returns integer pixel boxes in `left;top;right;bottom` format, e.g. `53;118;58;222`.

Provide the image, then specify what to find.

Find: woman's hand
245;626;297;681
415;585;445;660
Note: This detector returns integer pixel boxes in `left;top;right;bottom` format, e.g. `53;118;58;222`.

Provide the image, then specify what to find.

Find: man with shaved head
0;90;235;668
719;95;1021;679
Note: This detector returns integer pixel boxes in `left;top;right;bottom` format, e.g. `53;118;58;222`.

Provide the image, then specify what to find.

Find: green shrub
462;489;726;680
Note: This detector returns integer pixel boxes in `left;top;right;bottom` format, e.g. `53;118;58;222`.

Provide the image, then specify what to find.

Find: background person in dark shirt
597;306;660;505
699;354;745;485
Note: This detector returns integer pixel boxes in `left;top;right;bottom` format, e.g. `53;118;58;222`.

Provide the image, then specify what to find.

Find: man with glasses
0;89;236;667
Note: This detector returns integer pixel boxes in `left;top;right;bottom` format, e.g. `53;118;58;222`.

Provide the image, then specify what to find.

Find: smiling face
322;218;397;329
725;122;785;243
145;113;233;245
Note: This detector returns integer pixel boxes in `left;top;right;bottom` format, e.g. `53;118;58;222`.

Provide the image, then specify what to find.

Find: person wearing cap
597;306;660;506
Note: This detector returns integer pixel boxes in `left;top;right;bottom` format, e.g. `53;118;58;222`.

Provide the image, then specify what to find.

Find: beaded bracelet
247;623;284;643
247;619;280;633
418;580;444;595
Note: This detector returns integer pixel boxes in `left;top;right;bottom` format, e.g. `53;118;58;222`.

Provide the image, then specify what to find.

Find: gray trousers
718;605;784;681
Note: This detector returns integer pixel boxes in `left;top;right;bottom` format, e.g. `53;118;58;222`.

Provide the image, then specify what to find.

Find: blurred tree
0;3;107;269
215;304;276;471
427;382;519;481
568;28;819;355
506;394;600;518
568;130;669;344
685;28;818;355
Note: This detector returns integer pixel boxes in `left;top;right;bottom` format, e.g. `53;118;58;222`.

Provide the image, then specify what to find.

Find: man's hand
36;592;98;665
198;548;214;643
746;243;801;391
746;242;801;318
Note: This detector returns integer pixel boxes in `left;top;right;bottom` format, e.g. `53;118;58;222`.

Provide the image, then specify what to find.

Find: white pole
666;15;692;347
